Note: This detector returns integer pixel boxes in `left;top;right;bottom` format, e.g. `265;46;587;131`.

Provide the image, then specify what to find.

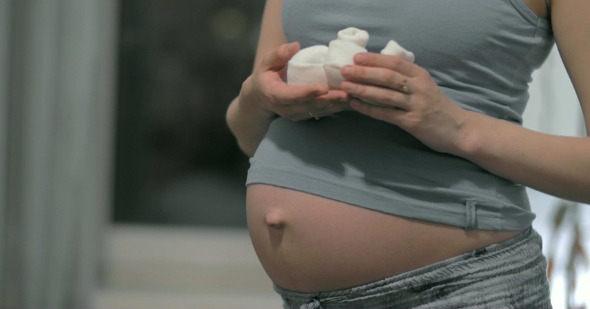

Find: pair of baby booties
286;27;415;89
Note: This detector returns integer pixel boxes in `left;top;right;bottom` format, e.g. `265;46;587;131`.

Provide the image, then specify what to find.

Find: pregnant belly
246;184;522;293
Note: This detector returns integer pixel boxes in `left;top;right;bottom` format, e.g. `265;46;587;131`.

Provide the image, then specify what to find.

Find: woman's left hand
340;52;471;155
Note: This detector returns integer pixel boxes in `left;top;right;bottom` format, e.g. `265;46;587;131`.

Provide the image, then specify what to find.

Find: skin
226;0;589;293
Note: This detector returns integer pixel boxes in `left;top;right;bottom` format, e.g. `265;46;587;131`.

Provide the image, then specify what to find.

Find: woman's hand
245;42;351;122
340;53;471;154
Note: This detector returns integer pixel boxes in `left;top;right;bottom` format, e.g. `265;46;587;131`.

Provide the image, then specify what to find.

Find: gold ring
309;111;319;120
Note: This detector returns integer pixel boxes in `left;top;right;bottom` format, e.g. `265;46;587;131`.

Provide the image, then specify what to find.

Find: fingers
341;81;410;111
349;98;406;124
316;89;350;102
263;79;329;103
256;41;332;103
341;65;407;91
260;42;301;71
300;90;350;112
353;52;418;77
339;52;421;110
304;99;352;120
274;90;351;121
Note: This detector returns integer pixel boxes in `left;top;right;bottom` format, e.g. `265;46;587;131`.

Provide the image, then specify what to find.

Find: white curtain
524;46;585;136
0;0;118;308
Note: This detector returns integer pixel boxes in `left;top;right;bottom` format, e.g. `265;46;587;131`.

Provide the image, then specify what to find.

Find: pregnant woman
226;0;590;307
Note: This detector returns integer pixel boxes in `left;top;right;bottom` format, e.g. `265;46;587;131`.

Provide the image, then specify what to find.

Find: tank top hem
247;165;530;231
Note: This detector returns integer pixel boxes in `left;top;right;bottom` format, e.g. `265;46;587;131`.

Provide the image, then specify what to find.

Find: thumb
260;42;300;71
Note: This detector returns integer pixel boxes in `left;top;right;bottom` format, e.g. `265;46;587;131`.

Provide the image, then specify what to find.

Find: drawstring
300;298;322;309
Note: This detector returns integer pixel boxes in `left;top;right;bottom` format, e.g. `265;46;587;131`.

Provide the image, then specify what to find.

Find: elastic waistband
274;227;548;308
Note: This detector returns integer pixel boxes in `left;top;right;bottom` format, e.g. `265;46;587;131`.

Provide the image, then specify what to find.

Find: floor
93;226;281;309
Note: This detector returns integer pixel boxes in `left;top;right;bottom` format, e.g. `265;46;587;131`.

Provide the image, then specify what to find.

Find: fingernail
341;81;355;91
317;85;328;93
286;42;298;53
354;53;367;63
341;66;353;76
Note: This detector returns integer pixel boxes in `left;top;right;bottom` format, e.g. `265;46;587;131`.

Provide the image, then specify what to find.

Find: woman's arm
226;0;349;157
340;0;590;203
457;0;590;203
225;0;288;157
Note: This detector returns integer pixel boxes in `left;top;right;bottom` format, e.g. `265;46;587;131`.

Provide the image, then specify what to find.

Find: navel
265;210;286;229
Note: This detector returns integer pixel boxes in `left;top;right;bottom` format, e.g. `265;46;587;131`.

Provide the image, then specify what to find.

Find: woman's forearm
457;110;590;203
226;76;277;157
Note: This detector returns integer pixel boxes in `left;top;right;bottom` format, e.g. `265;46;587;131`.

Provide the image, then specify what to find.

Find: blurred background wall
0;0;588;309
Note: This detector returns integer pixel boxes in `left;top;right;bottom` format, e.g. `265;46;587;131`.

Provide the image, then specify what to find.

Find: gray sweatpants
274;228;552;309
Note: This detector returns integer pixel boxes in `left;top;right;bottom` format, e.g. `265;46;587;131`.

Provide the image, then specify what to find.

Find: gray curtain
0;0;118;308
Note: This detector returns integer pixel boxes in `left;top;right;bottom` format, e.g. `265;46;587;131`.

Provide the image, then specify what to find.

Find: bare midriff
246;184;522;293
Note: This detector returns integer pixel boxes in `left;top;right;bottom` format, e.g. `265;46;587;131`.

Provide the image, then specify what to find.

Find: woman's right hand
243;42;351;121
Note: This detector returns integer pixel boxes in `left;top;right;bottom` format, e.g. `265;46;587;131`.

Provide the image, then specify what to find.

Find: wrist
239;75;277;121
449;109;485;159
227;76;278;157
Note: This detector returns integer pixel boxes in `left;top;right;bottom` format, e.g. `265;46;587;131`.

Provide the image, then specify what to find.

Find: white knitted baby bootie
287;45;329;87
286;28;415;89
323;27;369;89
380;40;415;63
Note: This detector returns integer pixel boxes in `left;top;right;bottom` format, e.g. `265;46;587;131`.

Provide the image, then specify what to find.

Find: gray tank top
246;0;554;230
